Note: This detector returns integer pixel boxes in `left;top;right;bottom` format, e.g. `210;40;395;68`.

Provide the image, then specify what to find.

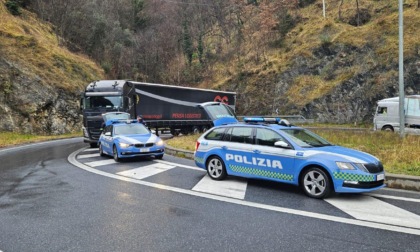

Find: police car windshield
103;113;130;122
281;128;332;148
114;124;149;135
205;104;235;119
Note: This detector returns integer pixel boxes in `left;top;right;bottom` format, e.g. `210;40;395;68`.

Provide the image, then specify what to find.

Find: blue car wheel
300;167;332;199
206;156;227;180
113;145;120;162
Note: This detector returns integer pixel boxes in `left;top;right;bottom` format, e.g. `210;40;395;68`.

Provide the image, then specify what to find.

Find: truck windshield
84;96;122;109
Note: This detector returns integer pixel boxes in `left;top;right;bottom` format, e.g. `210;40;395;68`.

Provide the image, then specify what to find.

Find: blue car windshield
114;124;149;135
281;128;332;148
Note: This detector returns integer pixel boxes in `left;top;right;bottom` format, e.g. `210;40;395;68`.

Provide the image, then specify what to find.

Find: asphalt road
1;138;420;252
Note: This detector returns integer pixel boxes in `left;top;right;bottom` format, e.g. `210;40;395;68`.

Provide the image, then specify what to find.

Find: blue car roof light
243;117;292;127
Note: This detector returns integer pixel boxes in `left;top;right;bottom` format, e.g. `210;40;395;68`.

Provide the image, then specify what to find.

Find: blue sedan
98;120;165;161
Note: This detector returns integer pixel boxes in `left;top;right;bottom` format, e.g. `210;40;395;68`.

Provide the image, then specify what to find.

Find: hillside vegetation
0;0;104;134
1;0;420;135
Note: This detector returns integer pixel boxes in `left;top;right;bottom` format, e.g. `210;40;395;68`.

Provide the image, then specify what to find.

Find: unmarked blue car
98;120;164;161
194;117;385;199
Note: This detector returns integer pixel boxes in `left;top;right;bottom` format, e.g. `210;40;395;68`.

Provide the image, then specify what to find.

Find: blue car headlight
336;162;368;172
119;142;131;148
155;140;164;146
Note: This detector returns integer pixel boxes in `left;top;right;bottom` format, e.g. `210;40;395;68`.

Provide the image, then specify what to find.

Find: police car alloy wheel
99;143;105;157
206;156;227;180
301;167;331;199
113;145;120;162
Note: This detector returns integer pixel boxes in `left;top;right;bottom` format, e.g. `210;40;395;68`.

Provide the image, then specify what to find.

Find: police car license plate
140;148;149;153
377;174;385;181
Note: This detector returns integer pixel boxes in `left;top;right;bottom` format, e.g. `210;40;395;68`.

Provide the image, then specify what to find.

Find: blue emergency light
243;117;291;126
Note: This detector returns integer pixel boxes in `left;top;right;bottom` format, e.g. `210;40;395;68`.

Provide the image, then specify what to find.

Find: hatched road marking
325;196;420;229
192;175;248;199
117;163;176;180
77;153;100;159
84;159;117;167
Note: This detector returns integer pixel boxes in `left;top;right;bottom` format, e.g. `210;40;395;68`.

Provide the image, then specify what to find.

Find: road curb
165;145;420;192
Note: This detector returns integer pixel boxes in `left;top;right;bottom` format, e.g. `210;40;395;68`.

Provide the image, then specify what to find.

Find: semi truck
80;80;237;147
373;95;420;134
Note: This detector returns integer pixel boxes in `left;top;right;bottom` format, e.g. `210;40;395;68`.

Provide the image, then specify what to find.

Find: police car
194;117;385;199
98;119;164;161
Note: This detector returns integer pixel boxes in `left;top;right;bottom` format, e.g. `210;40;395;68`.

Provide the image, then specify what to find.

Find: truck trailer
373;95;420;135
80;80;237;147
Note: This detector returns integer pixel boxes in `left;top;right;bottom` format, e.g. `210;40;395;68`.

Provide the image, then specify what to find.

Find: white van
373;95;420;134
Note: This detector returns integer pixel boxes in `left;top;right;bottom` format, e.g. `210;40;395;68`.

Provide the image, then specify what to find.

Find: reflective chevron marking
325;195;420;229
192;175;248;199
85;159;117;167
117;163;176;180
78;153;100;159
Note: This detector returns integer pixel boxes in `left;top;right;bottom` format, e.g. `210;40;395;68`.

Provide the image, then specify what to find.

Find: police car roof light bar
243;117;281;124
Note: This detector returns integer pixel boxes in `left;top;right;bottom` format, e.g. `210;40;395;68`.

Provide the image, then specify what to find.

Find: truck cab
81;80;125;147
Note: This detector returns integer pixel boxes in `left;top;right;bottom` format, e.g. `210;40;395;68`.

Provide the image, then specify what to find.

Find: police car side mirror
274;140;291;149
105;132;111;136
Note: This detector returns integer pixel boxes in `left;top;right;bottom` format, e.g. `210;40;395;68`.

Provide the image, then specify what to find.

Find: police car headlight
155;140;164;146
119;142;131;148
336;162;356;170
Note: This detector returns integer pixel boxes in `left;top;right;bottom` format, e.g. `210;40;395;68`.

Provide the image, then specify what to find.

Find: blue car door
252;128;296;183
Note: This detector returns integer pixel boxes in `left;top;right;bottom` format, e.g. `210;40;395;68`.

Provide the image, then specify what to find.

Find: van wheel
382;126;394;132
300;167;331;199
206;156;227;180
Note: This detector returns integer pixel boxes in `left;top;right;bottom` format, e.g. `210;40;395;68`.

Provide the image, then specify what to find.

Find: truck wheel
192;127;200;135
206;156;227;180
382;126;394;132
300;167;331;199
113;145;120;162
201;126;209;133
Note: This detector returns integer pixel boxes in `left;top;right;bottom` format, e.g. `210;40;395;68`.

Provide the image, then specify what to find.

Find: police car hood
308;145;379;164
115;134;158;144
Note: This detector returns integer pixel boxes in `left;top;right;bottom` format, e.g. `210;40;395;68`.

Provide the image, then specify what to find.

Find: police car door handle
222;146;228;150
253;149;261;154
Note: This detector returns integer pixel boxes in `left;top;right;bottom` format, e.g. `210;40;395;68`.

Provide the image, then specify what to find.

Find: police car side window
229;127;253;144
256;128;284;147
205;128;226;140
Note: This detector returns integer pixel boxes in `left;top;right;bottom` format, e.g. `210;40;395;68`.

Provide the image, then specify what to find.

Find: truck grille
364;162;384;173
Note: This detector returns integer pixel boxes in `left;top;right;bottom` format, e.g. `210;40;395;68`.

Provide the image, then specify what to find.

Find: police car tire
113;145;120;162
300;167;331;199
206;156;227;180
99;143;105;157
155;154;164;160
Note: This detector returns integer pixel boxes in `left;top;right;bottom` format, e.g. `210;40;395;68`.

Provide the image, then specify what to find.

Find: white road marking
68;148;420;236
77;153;100;159
325;196;420;229
84;159;116;167
155;159;203;171
365;193;420;203
192;175;248;199
117;163;176;180
83;148;99;152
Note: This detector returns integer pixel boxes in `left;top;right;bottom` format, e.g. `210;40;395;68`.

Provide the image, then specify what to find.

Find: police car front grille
364;162;384;173
134;143;154;148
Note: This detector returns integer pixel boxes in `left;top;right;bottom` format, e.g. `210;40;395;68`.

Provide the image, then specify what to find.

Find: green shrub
5;0;22;16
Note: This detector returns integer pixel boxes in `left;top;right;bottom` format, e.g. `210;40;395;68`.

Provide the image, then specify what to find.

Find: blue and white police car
98;119;164;161
194;117;385;199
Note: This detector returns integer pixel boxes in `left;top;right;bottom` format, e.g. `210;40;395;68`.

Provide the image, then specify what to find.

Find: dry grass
166;130;420;177
0;1;104;91
0;131;81;148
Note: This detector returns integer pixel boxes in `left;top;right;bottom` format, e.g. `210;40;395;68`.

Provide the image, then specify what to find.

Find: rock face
0;58;82;135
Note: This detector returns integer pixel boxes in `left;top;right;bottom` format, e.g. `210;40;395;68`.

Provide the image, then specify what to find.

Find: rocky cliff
0;2;104;134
